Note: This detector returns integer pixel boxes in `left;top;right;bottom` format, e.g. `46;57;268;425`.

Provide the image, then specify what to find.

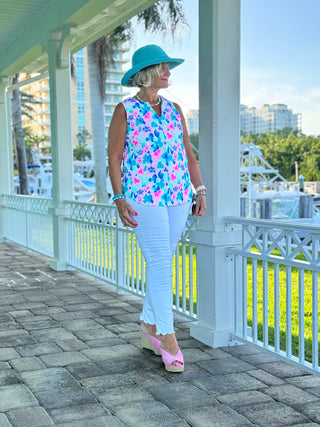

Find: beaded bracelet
195;185;207;193
112;194;125;202
196;192;207;197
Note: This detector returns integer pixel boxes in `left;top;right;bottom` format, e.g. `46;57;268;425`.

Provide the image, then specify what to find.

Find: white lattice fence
225;216;320;374
66;200;199;318
1;195;53;256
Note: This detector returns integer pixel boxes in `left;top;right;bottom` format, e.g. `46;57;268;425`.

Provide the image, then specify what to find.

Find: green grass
246;251;319;364
72;224;319;363
72;226;197;313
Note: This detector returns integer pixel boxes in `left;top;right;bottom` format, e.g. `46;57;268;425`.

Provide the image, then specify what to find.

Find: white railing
1;195;198;319
65;200;199;319
225;216;320;374
1;195;53;257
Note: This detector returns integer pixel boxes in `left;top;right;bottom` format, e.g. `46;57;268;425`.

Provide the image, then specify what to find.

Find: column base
49;259;68;271
190;321;240;348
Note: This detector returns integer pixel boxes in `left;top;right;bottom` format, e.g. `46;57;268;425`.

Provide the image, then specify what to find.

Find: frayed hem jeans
126;197;191;335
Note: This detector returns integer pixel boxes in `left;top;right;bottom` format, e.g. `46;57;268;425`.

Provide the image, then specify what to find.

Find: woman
108;45;206;372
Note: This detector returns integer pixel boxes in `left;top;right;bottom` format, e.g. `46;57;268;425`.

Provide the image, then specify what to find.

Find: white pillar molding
0;77;14;241
190;0;242;347
45;26;77;270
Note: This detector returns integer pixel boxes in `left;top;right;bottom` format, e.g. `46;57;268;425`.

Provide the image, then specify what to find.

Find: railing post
190;0;242;347
0;77;14;242
44;27;76;270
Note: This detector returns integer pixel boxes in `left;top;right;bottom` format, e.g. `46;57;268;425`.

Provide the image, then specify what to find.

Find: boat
14;154;113;203
240;142;319;220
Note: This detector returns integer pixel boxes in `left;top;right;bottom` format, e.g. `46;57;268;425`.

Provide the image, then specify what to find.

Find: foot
160;333;182;367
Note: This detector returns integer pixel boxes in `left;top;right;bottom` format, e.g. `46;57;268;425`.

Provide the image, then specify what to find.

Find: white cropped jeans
126;197;191;335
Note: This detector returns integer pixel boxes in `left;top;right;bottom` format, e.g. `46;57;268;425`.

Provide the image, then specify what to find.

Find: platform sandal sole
141;332;161;355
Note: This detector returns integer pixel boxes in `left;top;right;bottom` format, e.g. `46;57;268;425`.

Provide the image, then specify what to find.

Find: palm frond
137;0;188;38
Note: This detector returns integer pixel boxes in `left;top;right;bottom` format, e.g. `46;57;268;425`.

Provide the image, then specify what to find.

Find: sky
124;0;320;136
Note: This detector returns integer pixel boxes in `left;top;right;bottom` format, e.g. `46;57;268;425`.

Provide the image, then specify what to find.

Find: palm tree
87;23;131;203
74;129;92;161
11;74;29;194
11;74;44;194
87;0;187;203
23;126;50;163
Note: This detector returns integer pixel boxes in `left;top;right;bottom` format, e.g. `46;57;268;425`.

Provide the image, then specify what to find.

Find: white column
0;78;14;241
46;26;76;270
190;0;242;347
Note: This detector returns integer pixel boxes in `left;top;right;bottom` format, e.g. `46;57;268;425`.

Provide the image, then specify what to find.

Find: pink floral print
121;97;192;206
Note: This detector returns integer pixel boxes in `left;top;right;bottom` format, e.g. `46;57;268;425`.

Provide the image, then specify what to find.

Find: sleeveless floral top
121;97;192;206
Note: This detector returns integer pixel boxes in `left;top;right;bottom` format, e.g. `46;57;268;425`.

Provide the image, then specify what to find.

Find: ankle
141;322;157;336
160;334;179;354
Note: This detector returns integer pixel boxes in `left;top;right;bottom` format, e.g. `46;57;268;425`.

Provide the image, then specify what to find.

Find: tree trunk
87;43;109;204
11;74;29;195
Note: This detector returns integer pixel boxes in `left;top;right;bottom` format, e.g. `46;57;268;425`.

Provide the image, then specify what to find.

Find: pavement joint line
36;269;53;278
15;271;27;279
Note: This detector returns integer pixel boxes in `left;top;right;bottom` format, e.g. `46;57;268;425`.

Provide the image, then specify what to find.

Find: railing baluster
298;268;305;364
111;227;115;281
312;271;318;370
263;260;268;348
274;263;280;353
242;256;247;339
140;247;144;295
125;233;130;289
234;254;241;336
189;244;194;317
135;234;139;293
182;243;186;313
175;247;180;310
131;232;134;291
286;265;292;359
98;226;102;277
252;258;258;344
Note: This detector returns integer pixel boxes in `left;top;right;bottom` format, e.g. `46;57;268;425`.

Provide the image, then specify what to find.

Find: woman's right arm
108;103;138;228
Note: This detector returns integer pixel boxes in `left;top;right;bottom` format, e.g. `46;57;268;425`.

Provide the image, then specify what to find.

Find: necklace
136;94;161;107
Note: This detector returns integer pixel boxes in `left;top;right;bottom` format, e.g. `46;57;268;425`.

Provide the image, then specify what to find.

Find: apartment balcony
105;78;122;84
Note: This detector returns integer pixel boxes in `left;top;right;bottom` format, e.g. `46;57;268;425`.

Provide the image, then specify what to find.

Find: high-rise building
21;77;51;154
186;109;199;134
240;103;302;135
22;46;129;155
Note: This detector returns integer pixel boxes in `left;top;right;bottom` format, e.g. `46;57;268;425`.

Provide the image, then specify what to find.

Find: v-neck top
121;96;192;206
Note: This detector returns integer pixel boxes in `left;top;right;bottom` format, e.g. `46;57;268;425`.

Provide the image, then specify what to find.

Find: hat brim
121;58;184;87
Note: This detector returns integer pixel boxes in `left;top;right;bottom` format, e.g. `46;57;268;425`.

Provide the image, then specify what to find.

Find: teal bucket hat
121;44;184;87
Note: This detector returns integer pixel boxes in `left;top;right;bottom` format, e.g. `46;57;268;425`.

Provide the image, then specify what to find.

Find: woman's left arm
174;103;206;216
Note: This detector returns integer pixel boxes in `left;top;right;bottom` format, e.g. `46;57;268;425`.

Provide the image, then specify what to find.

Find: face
153;63;170;88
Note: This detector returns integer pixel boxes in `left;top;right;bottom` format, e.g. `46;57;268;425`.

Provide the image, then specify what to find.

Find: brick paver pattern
0;242;320;426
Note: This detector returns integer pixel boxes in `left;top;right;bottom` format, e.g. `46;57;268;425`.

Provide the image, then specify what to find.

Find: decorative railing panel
1;195;53;256
225;216;320;373
66;200;199;319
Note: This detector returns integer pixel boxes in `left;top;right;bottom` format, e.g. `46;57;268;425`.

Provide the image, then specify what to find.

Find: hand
194;194;206;216
115;199;138;227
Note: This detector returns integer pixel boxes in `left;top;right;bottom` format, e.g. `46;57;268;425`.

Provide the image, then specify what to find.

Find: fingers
194;196;206;216
115;199;138;228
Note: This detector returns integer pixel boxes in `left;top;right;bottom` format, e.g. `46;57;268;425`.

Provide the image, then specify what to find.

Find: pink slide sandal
160;347;184;372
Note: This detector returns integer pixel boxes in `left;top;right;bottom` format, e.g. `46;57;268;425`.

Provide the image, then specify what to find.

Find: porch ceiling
0;0;156;78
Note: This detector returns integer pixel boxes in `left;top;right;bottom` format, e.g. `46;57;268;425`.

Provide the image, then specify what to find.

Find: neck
137;88;159;104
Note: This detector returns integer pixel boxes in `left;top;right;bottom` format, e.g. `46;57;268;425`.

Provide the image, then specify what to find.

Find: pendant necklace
136;94;161;107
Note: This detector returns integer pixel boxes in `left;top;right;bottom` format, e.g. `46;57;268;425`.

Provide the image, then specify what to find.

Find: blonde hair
130;64;162;88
